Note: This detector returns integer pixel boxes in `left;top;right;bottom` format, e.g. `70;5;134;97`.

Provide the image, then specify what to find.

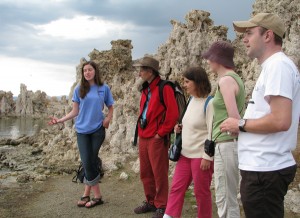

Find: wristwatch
238;119;247;132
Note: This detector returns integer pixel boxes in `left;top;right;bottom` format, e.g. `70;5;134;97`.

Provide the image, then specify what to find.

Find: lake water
0;117;47;139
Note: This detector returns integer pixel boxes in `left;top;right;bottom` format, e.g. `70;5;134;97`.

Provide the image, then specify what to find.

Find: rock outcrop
0;91;14;115
1;0;300;213
0;84;69;118
157;10;229;95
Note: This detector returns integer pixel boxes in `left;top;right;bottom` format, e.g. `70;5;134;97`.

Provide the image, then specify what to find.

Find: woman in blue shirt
49;61;114;208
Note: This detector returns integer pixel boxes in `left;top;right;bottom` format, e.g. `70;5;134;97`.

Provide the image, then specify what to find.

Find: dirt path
1;166;300;218
0;168;197;218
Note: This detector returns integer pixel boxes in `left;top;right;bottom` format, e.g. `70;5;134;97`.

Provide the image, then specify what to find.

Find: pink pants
165;155;213;218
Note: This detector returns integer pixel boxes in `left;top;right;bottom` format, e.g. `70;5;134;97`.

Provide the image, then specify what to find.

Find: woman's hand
200;159;212;171
174;124;182;133
103;105;113;129
102;117;110;128
48;116;59;125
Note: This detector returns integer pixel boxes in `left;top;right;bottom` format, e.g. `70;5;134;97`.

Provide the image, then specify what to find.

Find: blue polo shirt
72;84;114;134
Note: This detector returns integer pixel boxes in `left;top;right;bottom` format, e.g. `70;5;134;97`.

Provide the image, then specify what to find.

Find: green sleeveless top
212;71;245;142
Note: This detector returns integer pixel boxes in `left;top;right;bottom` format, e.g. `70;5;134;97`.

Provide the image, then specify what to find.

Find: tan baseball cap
233;13;285;38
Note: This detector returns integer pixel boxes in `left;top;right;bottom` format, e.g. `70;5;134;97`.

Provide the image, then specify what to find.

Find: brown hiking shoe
134;201;156;214
152;208;165;218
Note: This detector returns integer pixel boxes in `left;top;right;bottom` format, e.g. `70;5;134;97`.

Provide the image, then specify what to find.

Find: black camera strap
212;131;222;143
133;86;151;146
133;121;139;146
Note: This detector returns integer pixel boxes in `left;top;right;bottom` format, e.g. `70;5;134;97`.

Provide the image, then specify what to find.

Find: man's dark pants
240;165;296;218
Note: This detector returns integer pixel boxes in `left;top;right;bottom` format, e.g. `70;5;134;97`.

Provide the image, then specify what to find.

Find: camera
139;118;148;129
204;139;215;157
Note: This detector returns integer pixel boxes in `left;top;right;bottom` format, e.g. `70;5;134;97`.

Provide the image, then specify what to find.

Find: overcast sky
0;0;254;96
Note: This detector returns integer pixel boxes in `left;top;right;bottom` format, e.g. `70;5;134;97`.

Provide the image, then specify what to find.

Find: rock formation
158;10;229;95
0;91;14;115
1;0;300;213
0;83;69;118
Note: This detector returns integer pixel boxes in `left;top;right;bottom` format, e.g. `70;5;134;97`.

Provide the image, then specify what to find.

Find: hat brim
132;63;160;74
133;63;143;67
233;21;258;33
133;63;155;69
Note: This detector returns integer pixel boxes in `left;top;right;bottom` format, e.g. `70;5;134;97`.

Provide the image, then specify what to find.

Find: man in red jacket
133;56;179;218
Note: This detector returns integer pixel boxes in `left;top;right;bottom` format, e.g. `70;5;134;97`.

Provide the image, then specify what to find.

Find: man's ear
264;30;274;43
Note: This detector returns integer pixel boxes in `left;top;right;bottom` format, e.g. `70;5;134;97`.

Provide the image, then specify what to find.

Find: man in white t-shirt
220;13;300;218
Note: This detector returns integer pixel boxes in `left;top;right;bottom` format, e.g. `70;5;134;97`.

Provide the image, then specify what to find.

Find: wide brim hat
233;13;285;38
202;41;235;69
133;56;160;74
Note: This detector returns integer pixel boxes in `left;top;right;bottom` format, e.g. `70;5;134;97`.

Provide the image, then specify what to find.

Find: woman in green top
202;41;245;218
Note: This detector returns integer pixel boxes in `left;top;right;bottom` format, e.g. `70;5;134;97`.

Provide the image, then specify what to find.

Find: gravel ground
0;167;197;218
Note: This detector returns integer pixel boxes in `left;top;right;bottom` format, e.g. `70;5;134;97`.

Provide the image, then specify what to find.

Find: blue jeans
77;126;105;186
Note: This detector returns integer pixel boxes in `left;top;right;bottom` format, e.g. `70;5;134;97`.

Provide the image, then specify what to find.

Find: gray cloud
0;0;254;63
0;0;254;96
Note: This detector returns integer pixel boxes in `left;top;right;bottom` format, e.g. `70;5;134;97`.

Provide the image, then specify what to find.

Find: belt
216;138;238;143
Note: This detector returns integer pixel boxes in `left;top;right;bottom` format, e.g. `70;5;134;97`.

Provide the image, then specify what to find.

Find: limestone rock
34;174;47;182
15;84;50;117
119;172;129;180
285;189;300;213
131;159;140;174
16;173;31;183
0;91;14;115
158;10;229;97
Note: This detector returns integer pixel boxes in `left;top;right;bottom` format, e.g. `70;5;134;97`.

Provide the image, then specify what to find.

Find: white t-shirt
181;97;214;160
238;52;300;171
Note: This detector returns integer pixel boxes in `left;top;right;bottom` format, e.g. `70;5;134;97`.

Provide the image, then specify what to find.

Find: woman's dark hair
183;66;211;98
80;61;103;98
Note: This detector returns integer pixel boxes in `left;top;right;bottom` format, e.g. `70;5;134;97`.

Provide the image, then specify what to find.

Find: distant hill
12;95;68;101
47;96;69;100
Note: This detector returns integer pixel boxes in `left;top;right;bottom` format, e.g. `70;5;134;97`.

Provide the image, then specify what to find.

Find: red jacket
138;76;179;138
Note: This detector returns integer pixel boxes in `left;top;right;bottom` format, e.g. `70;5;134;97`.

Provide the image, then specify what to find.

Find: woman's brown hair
183;66;211;98
80;61;103;98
